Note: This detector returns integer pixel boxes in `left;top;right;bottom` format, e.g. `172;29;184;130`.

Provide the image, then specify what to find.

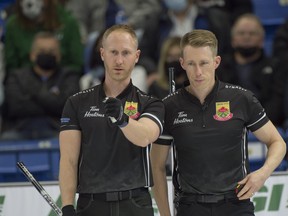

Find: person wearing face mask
148;36;187;100
4;0;83;74
0;32;80;140
217;13;286;127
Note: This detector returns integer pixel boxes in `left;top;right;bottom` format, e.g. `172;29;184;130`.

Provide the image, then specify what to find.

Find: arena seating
252;0;288;56
0;138;60;182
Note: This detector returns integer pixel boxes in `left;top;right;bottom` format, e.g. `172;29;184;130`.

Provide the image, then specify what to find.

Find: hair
157;36;181;89
15;0;60;30
101;24;138;48
231;13;265;37
180;29;218;56
30;31;59;51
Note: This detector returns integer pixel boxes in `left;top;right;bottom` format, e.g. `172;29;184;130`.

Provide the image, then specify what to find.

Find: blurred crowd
0;0;287;141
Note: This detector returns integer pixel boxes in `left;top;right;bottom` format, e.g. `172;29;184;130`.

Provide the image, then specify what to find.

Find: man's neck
103;77;130;98
187;80;215;104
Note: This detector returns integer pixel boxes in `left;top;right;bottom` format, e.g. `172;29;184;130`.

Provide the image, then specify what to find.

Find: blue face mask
164;0;188;12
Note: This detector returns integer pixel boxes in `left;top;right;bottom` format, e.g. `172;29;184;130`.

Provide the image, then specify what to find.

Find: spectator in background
217;13;286;127
196;0;253;54
150;0;198;63
148;36;187;99
1;32;80;140
65;0;161;43
4;0;83;74
150;0;253;64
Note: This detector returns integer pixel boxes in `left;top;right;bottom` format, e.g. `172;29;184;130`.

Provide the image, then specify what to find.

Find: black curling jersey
60;80;164;193
156;80;269;194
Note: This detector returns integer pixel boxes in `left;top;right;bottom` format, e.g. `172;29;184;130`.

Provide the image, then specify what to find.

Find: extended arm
103;97;163;147
120;117;161;147
151;143;172;216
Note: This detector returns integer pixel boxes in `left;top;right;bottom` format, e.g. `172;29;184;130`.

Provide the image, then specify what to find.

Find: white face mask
164;0;188;12
20;0;44;20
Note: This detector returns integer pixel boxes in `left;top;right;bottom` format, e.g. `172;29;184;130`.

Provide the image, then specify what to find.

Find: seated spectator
217;13;286;127
1;32;80;140
4;0;83;74
148;36;187;99
196;0;254;54
65;0;161;44
196;0;254;24
151;0;253;64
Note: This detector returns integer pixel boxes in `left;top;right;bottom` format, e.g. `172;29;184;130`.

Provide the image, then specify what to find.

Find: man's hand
237;169;267;200
103;97;128;127
62;205;76;216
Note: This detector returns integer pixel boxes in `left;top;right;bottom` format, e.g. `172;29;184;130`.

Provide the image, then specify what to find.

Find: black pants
176;198;255;216
76;189;153;216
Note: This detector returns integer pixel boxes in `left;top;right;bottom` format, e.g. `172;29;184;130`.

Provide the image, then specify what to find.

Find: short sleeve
60;97;81;131
246;94;269;132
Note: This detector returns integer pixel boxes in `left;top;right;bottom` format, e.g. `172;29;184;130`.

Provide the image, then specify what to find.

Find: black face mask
165;61;186;79
35;53;58;71
234;46;260;58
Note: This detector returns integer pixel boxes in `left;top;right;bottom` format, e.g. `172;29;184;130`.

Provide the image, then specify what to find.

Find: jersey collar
99;79;133;99
182;79;220;106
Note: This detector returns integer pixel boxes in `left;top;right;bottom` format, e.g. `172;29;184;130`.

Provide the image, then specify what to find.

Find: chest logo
124;101;140;119
213;101;233;121
84;106;105;118
173;111;193;125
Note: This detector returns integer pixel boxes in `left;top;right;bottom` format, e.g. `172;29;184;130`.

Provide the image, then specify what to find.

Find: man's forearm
152;168;171;216
262;140;286;177
121;118;160;147
59;160;78;207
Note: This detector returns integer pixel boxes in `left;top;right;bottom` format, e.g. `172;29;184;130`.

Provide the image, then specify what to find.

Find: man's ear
214;56;221;69
100;47;104;61
179;57;185;70
135;49;141;63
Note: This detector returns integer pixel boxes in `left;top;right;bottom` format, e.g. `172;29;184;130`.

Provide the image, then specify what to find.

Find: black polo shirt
60;81;164;193
156;80;269;194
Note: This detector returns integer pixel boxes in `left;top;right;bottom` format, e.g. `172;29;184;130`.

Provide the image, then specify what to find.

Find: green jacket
4;5;83;73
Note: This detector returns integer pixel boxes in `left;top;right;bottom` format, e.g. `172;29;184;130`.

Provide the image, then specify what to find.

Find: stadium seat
252;0;288;56
252;0;288;25
18;151;52;181
0;138;60;182
0;153;17;174
0;152;18;182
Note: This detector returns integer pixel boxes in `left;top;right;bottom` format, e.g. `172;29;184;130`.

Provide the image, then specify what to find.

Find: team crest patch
124;101;140;119
213;101;233;121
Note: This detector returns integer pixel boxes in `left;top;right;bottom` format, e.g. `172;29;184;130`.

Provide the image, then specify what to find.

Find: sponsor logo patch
124;102;140;119
213;101;233;121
